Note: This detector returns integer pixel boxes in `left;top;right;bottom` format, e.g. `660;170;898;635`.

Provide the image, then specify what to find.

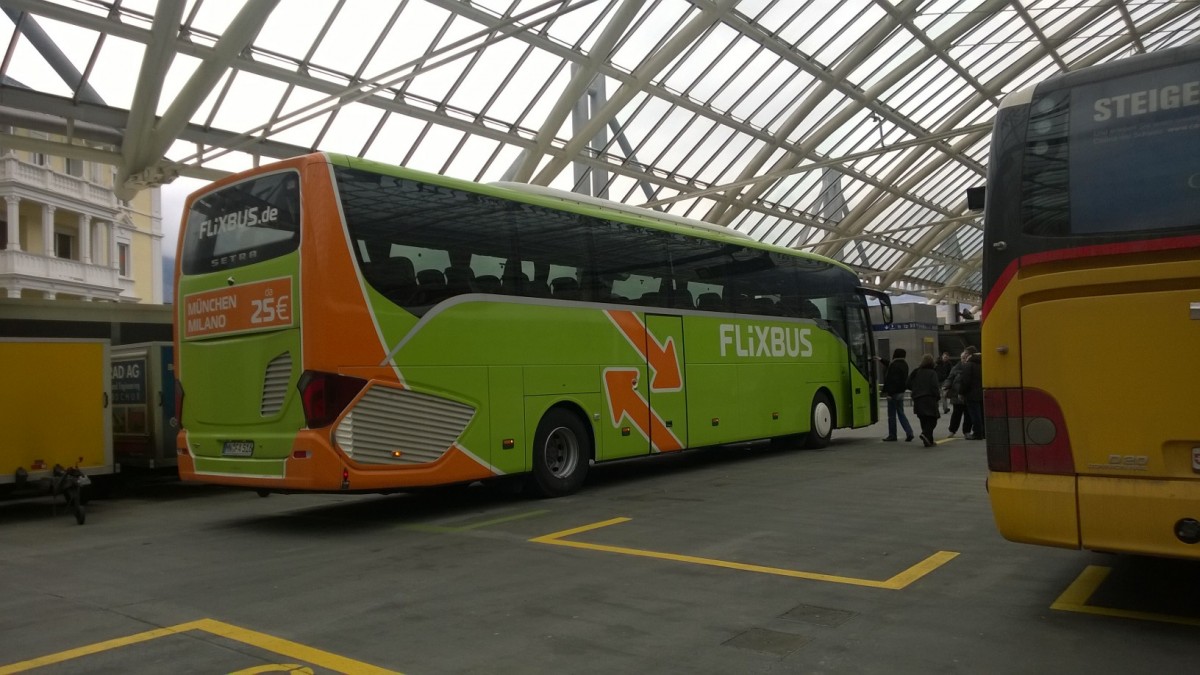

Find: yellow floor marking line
530;517;958;590
406;508;550;533
1051;565;1200;627
0;618;400;675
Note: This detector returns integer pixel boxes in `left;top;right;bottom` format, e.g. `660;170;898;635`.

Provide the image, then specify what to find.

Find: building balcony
0;249;121;300
0;156;119;215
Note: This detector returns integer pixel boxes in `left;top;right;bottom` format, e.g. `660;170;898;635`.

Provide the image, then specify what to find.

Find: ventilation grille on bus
260;352;293;416
333;385;475;465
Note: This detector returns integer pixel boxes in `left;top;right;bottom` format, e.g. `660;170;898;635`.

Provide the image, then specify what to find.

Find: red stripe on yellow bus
1019;233;1200;267
982;257;1019;321
983;233;1200;321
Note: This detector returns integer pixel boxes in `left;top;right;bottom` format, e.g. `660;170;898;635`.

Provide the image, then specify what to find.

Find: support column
42;204;56;256
92;221;103;265
6;286;20;298
5;196;19;251
109;221;119;270
79;213;92;263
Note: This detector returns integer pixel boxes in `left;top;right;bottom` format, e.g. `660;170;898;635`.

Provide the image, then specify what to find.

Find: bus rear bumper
178;430;496;492
987;472;1080;549
1078;476;1200;560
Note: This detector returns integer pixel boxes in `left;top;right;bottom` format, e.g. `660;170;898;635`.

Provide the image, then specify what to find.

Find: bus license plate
222;441;255;457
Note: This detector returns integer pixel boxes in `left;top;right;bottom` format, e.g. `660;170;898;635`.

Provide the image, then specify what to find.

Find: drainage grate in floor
722;628;811;657
780;603;857;627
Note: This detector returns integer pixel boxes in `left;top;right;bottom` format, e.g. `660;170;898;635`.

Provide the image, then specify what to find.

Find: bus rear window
182;171;300;274
1023;61;1200;237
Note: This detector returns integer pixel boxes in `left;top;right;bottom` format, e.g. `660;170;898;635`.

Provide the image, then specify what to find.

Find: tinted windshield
182;170;301;274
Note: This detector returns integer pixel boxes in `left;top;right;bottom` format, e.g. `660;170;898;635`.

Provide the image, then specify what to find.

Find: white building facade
0;137;164;303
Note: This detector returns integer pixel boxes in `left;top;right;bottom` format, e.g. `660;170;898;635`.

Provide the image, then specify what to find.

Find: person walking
878;348;914;442
908;354;942;447
959;347;985;439
935;352;953;413
943;351;972;438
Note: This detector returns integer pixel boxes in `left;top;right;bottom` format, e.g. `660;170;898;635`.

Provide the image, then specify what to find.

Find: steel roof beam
0;129;226;181
1008;0;1069;70
643;121;993;209
874;0;998;107
822;0;1193;275
0;86;312;166
511;0;643;183
9;0;891;204
813;0;1121;262
117;0;279;198
117;0;185;200
705;0;1005;227
531;0;738;186
1115;0;1147;54
2;7;103;105
701;0;924;225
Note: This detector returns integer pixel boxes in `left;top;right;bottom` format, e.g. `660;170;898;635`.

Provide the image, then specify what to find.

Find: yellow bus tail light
985;388;1074;475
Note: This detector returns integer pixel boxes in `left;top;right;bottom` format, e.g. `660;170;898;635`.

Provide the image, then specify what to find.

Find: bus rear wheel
804;392;834;449
528;408;590;498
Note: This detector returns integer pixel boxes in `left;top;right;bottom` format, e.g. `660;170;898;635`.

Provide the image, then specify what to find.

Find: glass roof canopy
3;0;1199;303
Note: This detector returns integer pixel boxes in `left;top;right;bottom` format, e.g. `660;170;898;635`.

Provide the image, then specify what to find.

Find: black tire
256;489;271;498
527;407;591;498
803;391;834;449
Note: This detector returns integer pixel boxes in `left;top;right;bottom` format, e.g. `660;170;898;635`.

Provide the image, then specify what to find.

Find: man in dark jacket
958;347;984;439
878;348;914;442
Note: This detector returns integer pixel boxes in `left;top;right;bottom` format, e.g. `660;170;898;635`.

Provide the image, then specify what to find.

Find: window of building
0;220;7;249
31;152;46;166
118;242;130;277
66;158;84;177
55;233;74;259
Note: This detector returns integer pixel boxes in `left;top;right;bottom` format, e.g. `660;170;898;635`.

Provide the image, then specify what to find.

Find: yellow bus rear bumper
1078;476;1200;560
987;472;1080;549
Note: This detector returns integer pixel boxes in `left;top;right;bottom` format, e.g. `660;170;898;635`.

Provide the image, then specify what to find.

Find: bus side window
445;264;475;294
696;292;723;311
501;259;528;296
359;241;418;303
798;299;821;320
415;268;450;305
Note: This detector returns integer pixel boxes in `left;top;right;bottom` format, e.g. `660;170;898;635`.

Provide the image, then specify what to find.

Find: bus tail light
985;387;1073;475
298;371;367;429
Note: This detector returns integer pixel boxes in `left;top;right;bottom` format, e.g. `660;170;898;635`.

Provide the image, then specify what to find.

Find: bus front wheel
528;408;591;498
804;392;834;449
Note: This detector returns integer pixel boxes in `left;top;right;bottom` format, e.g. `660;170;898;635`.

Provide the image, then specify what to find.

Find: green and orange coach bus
173;153;889;497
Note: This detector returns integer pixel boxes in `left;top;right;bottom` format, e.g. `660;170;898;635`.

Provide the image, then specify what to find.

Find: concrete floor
3;420;1199;674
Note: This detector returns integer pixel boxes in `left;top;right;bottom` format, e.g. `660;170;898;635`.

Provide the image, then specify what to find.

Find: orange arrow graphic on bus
603;368;683;453
605;310;682;391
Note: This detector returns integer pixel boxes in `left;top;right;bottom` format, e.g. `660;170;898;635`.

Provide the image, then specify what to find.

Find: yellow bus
173;153;891;497
982;43;1200;558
